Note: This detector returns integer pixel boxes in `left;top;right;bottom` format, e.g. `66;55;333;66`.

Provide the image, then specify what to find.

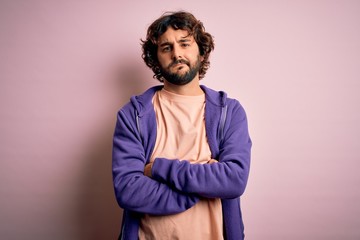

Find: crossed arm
144;159;217;178
113;104;251;215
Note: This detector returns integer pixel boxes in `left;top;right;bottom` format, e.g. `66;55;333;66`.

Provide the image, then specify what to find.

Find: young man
112;11;252;240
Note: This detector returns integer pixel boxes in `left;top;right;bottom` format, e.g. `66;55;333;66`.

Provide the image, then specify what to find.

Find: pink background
1;0;359;239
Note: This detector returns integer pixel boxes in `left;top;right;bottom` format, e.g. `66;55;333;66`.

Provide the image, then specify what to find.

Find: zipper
219;105;228;144
136;110;142;139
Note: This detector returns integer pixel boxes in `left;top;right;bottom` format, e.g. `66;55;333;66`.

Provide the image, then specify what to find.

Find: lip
173;64;188;72
170;60;189;68
171;62;188;69
173;63;185;67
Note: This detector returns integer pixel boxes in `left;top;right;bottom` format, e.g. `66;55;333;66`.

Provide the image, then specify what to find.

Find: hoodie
112;85;252;240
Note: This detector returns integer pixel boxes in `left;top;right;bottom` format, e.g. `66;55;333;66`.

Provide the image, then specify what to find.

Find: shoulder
117;85;163;116
201;85;245;110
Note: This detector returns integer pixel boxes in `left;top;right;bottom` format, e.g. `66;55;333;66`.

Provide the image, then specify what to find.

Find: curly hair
141;11;215;82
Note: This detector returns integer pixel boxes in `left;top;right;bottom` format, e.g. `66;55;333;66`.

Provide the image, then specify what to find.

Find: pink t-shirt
139;89;223;240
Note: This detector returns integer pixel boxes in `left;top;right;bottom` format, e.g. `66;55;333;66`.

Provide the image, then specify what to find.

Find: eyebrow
158;37;192;47
159;41;171;47
179;38;191;43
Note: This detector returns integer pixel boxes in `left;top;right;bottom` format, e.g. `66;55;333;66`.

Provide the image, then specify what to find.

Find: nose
172;45;183;60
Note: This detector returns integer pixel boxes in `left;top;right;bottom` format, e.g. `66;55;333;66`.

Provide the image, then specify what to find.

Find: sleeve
112;109;199;215
151;101;252;199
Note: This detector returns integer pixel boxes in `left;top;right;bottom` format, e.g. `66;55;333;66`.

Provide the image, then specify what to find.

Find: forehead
157;27;193;44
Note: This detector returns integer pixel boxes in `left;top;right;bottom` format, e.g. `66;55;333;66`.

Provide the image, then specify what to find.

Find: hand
207;159;218;164
144;162;153;177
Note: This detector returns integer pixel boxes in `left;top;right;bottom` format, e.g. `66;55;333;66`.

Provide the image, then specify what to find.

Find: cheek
157;54;170;67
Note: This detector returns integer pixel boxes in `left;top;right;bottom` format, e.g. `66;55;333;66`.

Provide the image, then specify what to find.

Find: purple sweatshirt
112;85;252;240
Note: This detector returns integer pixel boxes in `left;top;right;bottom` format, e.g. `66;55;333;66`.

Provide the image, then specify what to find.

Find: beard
160;56;201;86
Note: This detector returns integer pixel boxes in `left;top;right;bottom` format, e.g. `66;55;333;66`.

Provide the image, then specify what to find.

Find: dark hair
141;11;215;82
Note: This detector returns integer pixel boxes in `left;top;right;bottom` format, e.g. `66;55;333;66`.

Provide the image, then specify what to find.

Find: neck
163;77;203;96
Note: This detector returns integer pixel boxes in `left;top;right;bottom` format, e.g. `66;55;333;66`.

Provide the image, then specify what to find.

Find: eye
161;46;171;52
181;43;190;48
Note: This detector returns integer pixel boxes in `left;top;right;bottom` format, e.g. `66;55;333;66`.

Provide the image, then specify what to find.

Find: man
112;11;252;240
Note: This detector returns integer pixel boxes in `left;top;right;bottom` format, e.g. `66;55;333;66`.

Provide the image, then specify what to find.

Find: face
156;27;203;85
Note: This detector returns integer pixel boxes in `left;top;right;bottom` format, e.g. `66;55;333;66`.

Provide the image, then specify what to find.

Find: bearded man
112;11;252;240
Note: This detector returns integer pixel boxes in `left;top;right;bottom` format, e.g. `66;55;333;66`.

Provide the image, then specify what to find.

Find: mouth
170;60;189;69
173;64;186;70
173;62;185;67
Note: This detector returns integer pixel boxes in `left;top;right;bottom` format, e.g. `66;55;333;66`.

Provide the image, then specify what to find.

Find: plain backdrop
1;0;359;239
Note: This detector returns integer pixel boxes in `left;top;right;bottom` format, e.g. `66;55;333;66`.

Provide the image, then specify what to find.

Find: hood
130;85;228;116
200;85;227;107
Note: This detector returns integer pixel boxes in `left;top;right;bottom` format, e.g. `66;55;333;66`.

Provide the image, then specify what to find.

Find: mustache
168;59;190;68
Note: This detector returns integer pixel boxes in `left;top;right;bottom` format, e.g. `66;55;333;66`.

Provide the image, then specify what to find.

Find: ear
200;55;205;62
